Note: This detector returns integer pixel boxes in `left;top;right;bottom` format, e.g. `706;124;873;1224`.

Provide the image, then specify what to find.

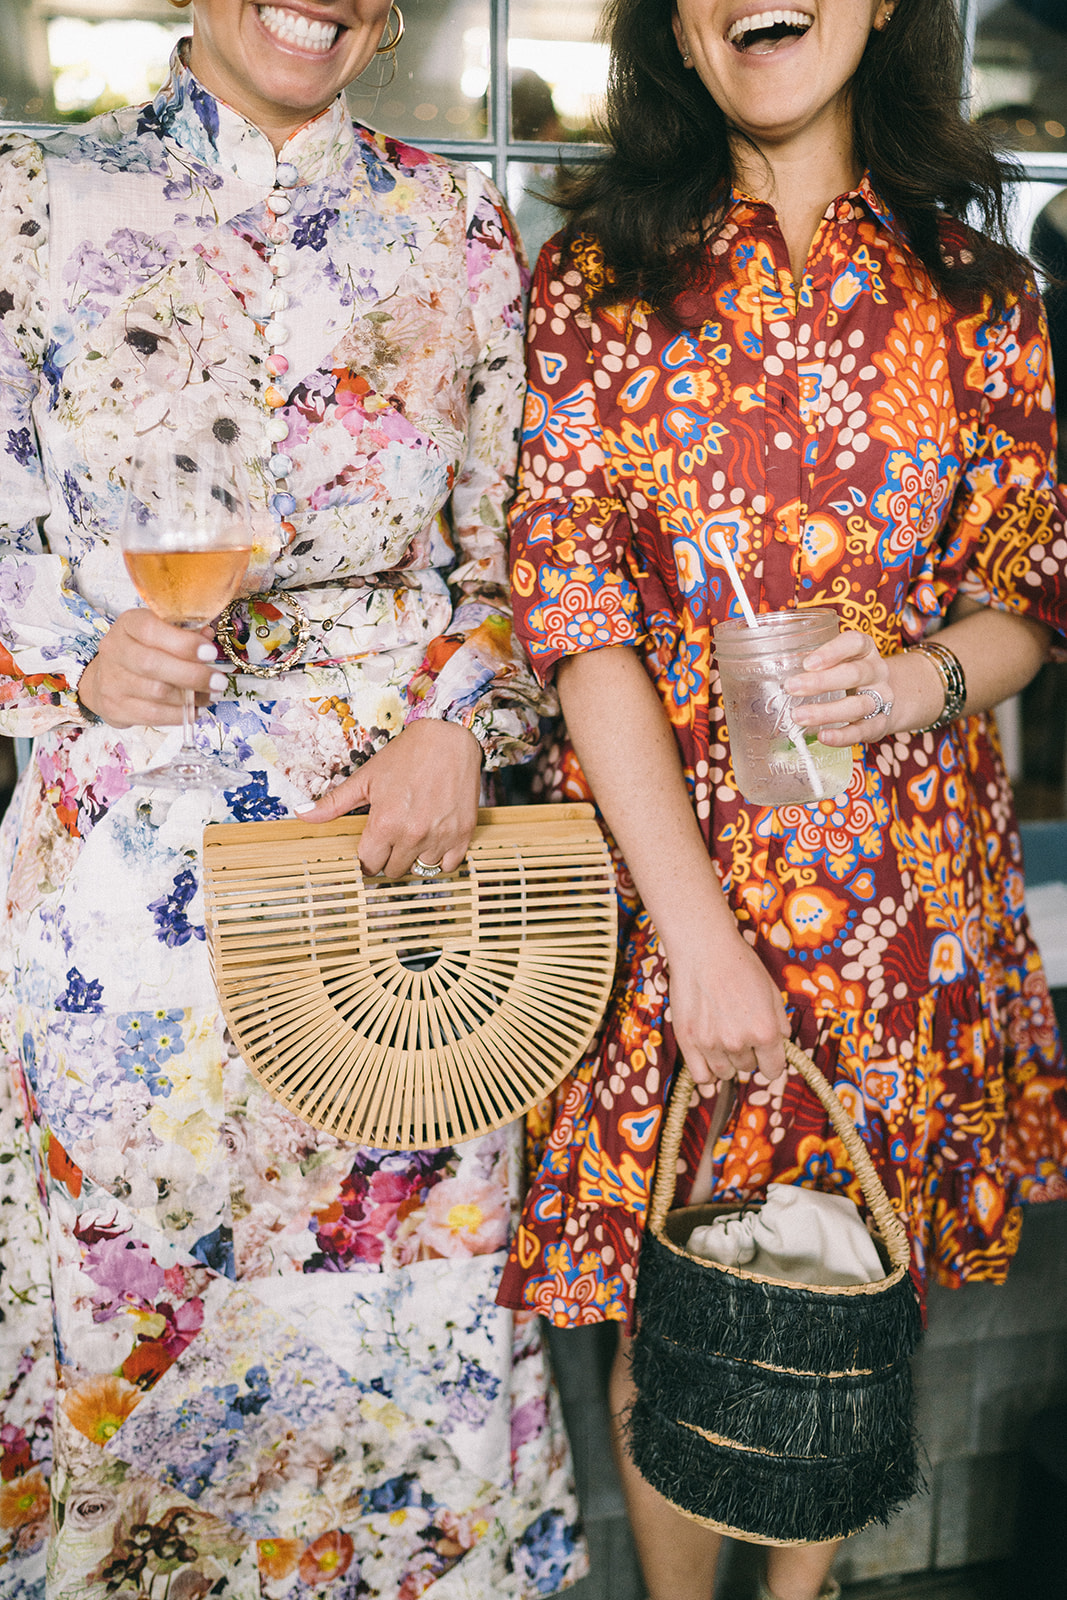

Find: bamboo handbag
201;803;616;1149
629;1041;923;1546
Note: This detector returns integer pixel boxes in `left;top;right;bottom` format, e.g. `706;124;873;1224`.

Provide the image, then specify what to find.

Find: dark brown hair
555;0;1030;315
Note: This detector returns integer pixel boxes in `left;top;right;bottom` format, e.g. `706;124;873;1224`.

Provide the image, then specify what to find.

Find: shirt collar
147;41;355;189
728;172;908;247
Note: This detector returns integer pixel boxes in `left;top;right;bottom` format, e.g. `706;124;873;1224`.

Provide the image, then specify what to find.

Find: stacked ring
411;857;443;879
859;687;893;722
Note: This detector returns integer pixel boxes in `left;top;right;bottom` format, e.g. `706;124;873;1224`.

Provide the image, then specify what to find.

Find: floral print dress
0;52;585;1600
500;187;1067;1330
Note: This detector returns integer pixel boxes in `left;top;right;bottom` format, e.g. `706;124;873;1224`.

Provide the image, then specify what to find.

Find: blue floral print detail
212;1365;272;1428
55;966;103;1014
362;1473;431;1514
5;427;34;466
514;1509;584;1596
116;1008;185;1096
190;1224;235;1279
292;208;339;251
225;770;287;821
60;470;93;531
439;1361;500;1429
360;143;397;196
147;868;205;947
188;78;220;142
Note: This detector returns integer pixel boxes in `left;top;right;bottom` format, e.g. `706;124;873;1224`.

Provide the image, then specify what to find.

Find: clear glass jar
712;609;855;807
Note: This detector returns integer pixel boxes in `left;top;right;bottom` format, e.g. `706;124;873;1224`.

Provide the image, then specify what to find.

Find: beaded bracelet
909;639;967;731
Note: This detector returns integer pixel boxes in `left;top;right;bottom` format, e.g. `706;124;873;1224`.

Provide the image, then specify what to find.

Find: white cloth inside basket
684;1183;885;1286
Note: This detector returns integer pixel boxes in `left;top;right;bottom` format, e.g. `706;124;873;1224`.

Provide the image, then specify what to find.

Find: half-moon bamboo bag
201;803;616;1149
629;1041;923;1546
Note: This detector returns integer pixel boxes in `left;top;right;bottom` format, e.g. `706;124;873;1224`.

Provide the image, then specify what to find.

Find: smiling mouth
727;9;813;52
257;5;340;51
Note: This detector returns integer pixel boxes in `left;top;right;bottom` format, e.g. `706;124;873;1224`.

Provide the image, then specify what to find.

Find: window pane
972;0;1067;156
508;0;607;142
0;6;185;124
507;159;565;269
350;0;490;144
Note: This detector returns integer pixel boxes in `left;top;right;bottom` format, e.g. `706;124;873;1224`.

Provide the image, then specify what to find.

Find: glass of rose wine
120;437;254;791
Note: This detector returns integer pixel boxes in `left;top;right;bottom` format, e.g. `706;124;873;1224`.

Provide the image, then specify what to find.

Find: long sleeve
0;137;111;737
402;173;555;769
901;276;1067;646
506;243;645;685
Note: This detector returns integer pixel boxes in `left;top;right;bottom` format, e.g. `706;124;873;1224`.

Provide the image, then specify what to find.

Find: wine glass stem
179;687;198;757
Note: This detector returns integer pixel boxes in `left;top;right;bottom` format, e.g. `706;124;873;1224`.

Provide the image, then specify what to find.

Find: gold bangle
909;640;967;731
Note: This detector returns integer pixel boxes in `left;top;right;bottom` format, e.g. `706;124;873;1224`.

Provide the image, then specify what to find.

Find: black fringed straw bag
629;1041;923;1546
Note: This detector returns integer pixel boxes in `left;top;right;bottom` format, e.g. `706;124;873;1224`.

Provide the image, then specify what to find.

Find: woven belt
215;590;312;679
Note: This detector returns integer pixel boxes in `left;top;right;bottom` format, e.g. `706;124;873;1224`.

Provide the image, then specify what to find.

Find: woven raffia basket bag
629;1041;923;1546
201;803;616;1149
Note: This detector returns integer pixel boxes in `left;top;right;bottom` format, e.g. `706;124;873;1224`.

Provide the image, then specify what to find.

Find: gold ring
215;591;311;679
411;856;443;879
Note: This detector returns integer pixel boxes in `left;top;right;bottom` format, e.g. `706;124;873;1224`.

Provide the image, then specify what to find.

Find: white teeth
727;9;813;43
257;5;339;51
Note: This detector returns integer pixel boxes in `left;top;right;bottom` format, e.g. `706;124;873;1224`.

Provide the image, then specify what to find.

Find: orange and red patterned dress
499;178;1067;1330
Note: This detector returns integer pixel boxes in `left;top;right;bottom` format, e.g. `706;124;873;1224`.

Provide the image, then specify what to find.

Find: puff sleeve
0;136;112;737
904;281;1067;646
507;242;645;683
402;171;554;768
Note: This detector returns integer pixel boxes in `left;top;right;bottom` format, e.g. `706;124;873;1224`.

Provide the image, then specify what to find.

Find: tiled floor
544;1237;1067;1600
838;1568;1009;1600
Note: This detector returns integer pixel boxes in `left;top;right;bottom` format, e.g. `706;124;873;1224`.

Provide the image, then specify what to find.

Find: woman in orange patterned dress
499;0;1067;1595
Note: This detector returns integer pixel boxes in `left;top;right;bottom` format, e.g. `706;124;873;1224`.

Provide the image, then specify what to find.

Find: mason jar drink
712;609;855;807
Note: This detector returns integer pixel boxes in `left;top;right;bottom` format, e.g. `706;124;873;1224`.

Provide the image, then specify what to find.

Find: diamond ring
859;688;894;722
411;856;444;879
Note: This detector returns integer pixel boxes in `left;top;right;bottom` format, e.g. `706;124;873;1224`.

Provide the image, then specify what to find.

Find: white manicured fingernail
197;643;219;662
293;801;316;814
209;672;227;693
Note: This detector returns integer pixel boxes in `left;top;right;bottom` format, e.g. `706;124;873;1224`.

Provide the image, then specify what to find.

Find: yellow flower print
63;1373;140;1444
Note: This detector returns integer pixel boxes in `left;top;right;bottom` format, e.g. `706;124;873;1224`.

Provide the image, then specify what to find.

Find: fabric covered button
264;385;287;409
269;251;292;277
264;321;289;345
274;161;299;187
268;453;293;477
266;353;289;377
266;192;292;216
266;415;290;441
270;492;297;516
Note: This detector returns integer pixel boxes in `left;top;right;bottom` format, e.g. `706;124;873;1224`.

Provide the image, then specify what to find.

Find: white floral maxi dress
0;54;586;1600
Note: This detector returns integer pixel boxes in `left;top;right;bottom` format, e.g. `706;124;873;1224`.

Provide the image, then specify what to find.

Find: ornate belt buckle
215;590;312;679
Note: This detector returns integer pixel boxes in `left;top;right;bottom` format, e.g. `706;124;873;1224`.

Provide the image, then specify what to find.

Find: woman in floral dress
0;4;587;1597
501;0;1067;1595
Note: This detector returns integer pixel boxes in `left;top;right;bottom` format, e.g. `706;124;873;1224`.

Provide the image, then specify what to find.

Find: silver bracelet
909;640;967;731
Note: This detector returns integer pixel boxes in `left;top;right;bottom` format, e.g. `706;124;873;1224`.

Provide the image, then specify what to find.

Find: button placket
759;240;805;606
261;159;300;553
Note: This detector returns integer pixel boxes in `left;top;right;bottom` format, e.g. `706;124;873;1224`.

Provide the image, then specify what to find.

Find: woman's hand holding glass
77;609;228;728
783;627;902;745
83;435;255;789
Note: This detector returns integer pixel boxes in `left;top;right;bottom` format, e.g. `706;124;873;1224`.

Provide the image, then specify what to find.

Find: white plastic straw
709;528;759;627
707;523;825;800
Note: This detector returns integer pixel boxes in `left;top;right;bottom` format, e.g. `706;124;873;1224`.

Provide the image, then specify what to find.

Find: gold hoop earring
375;3;404;54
